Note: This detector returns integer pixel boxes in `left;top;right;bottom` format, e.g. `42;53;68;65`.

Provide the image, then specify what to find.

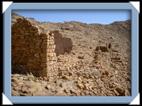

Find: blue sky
14;10;130;24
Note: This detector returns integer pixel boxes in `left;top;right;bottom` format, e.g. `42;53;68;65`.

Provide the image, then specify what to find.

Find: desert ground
12;12;131;96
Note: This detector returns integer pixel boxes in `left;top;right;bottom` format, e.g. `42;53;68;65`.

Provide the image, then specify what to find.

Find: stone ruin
12;18;72;78
95;43;111;52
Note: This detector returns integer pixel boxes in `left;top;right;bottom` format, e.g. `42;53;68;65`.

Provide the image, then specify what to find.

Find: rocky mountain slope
12;12;131;96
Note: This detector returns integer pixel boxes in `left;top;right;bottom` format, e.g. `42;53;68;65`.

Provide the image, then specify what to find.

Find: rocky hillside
12;12;131;96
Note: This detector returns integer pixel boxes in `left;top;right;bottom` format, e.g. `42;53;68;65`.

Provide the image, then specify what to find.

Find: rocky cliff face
12;13;131;96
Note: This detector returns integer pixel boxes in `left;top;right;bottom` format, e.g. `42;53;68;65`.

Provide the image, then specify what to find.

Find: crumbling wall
12;18;72;77
50;30;72;56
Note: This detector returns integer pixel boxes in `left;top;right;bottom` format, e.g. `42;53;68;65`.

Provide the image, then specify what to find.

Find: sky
14;10;130;24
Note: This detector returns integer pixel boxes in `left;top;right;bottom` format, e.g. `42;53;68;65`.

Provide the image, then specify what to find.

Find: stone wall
12;18;72;78
50;30;72;56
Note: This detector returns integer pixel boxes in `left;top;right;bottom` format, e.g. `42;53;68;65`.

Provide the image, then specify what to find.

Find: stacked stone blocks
12;18;72;78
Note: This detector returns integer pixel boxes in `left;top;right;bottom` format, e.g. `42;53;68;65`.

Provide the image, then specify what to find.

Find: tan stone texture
12;18;72;78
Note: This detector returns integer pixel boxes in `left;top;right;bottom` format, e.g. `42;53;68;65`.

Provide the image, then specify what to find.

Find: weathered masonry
12;18;72;78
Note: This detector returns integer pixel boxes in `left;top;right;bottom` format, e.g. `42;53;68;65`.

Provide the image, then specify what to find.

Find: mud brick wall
50;30;73;56
12;18;72;78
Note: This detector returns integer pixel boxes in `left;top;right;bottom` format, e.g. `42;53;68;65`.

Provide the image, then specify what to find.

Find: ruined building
12;18;72;78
